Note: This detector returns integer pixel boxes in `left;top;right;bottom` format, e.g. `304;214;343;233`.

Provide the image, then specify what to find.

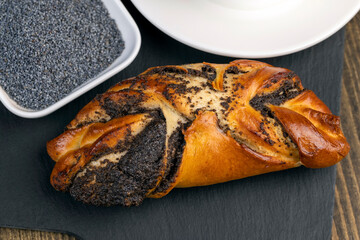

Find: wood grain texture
0;228;75;240
0;10;358;240
332;11;360;240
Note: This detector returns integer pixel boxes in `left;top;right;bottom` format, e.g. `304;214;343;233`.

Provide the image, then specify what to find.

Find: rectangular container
0;0;141;118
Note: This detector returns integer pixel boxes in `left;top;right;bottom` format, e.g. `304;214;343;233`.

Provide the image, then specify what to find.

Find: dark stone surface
0;1;345;239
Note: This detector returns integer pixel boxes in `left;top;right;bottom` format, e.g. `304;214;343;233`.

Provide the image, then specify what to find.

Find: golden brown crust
270;105;349;168
175;111;298;188
46;60;350;205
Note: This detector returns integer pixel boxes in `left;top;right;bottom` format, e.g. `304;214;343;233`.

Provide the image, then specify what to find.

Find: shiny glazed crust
47;60;350;206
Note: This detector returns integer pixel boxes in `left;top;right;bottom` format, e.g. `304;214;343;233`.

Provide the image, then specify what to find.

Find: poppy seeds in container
0;0;125;110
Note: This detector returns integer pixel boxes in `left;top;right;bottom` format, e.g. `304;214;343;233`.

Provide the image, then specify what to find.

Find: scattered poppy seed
0;0;125;110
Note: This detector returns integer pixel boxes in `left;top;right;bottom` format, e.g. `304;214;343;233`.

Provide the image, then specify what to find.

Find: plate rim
131;0;360;58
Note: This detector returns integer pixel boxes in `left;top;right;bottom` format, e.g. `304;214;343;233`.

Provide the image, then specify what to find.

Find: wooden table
1;11;359;240
331;12;360;240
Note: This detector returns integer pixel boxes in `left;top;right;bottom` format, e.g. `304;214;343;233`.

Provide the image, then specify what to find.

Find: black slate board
0;1;346;239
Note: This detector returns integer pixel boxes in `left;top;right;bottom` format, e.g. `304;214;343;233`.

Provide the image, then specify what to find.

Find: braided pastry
47;60;349;206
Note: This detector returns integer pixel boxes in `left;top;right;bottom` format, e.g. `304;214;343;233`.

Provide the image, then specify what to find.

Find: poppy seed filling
69;115;167;206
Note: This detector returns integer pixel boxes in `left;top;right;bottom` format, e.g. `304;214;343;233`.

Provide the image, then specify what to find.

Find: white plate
0;0;141;118
131;0;360;58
